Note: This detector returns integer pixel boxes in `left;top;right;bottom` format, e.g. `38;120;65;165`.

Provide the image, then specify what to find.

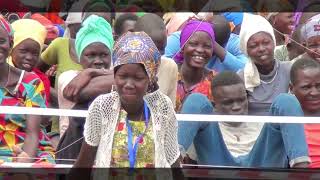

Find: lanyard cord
126;101;150;169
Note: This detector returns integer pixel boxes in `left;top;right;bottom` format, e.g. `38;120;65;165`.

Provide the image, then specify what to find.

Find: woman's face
0;27;10;65
247;32;275;67
273;13;295;35
80;42;111;69
183;31;213;68
114;64;149;106
11;39;40;72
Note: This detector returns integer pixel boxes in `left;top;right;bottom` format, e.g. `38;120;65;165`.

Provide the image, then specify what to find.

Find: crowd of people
0;4;320;177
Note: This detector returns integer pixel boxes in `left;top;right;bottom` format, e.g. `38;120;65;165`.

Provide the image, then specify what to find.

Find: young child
114;13;138;40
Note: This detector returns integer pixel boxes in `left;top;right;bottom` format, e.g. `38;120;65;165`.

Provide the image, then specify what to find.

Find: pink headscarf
166;12;195;36
31;13;59;41
174;20;215;64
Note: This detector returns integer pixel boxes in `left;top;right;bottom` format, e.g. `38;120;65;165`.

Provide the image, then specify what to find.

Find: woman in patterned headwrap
0;16;55;163
73;32;180;171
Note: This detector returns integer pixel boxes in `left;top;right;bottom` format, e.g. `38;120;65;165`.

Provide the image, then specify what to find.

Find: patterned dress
0;71;55;163
110;109;155;179
176;70;217;112
111;109;155;168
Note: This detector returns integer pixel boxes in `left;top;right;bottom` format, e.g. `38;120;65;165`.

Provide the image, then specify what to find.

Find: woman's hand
12;145;33;163
63;68;113;102
21;115;41;163
212;41;227;61
45;65;57;77
63;70;92;102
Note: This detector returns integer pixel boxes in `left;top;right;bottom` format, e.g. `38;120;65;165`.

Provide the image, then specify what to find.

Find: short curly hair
290;58;320;85
114;13;138;36
211;71;244;96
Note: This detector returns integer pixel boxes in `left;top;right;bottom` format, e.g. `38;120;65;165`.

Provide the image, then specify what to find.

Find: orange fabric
31;13;59;40
43;13;64;25
31;13;53;26
304;124;320;168
44;0;65;25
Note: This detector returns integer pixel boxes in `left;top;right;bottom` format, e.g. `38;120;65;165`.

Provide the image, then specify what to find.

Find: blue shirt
164;31;181;59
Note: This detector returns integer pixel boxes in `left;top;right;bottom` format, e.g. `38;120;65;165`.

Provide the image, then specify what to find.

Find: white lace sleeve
164;97;180;165
84;95;103;147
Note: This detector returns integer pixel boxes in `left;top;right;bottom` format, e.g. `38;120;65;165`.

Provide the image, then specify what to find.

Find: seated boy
178;71;310;168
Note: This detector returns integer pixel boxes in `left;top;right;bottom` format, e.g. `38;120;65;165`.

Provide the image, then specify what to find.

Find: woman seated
238;14;292;115
174;19;217;112
0;16;54;163
9;18;50;106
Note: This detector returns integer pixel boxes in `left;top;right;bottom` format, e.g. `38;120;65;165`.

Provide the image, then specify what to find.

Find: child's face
306;35;320;62
11;39;40;72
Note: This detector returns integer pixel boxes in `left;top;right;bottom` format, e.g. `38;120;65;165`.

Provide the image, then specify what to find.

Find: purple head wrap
173;20;215;64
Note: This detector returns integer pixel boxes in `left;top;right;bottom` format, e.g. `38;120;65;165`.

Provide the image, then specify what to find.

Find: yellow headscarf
7;19;47;66
11;19;47;51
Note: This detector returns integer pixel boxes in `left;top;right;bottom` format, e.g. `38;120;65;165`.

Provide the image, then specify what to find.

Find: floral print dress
111;109;155;168
0;71;55;163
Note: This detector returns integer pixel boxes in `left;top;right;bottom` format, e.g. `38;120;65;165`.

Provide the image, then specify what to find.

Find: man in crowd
178;71;310;168
280;58;320;168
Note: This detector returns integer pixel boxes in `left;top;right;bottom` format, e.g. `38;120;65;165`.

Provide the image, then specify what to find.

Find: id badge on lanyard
126;101;150;169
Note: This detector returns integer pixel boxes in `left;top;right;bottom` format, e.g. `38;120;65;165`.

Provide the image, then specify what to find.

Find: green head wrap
75;14;114;61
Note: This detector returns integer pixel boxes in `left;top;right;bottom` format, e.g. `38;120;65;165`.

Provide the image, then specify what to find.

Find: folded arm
63;69;114;103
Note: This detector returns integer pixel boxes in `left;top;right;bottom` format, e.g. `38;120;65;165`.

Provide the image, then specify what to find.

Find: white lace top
83;90;180;168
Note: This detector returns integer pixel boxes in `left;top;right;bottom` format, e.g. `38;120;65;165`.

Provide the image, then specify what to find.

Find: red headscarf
0;15;13;43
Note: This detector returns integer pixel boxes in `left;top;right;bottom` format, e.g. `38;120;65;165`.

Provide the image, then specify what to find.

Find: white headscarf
301;14;320;42
65;12;83;26
239;14;276;92
63;13;83;38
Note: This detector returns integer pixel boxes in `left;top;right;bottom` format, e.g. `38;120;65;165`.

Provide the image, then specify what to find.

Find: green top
41;37;83;88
